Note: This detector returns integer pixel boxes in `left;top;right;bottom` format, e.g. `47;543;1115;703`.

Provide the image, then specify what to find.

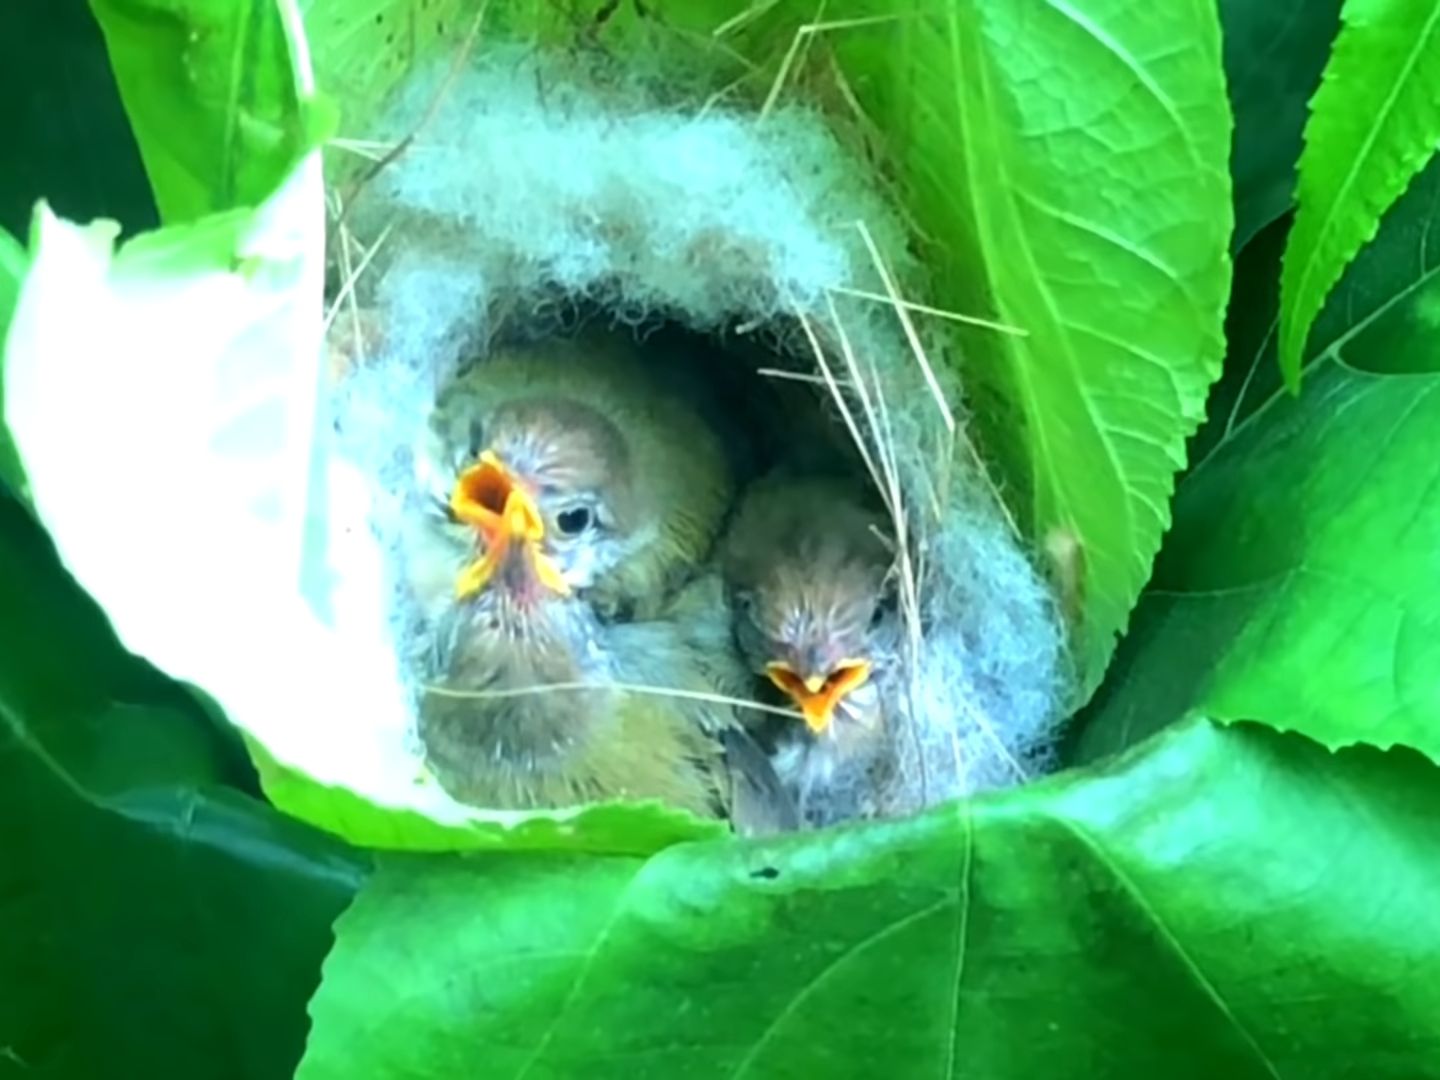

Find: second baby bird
722;470;902;825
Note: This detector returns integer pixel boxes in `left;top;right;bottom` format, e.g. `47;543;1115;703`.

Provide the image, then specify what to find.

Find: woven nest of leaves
317;39;1069;834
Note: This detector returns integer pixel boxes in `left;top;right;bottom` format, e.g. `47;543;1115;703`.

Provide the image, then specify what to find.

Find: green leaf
0;230;28;336
1278;0;1440;386
301;718;1440;1080
948;1;1233;693
0;0;158;239
1310;156;1440;377
1081;360;1440;760
1078;156;1440;764
824;1;1232;696
0;229;29;496
0;489;367;1078
1220;0;1343;249
88;0;329;221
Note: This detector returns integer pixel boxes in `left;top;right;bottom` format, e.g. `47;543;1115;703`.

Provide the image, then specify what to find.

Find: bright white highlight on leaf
1;160;517;835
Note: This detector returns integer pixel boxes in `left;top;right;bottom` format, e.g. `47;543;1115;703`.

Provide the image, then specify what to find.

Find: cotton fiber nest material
323;46;1068;825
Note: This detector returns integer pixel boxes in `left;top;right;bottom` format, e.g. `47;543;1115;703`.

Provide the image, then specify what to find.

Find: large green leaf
89;0;333;222
1078;156;1440;764
1278;0;1440;385
300;717;1440;1080
1220;0;1343;249
911;2;1232;695
0;490;366;1078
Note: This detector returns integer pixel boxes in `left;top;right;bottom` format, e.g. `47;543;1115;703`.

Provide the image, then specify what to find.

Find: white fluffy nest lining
322;48;1069;828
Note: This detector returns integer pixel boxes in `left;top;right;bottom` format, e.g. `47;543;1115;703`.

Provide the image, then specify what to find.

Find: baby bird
418;482;727;813
402;331;790;822
721;471;902;824
406;332;735;623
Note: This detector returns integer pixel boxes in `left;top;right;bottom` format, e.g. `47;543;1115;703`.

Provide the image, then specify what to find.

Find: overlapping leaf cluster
0;4;364;1077
4;1;1440;1077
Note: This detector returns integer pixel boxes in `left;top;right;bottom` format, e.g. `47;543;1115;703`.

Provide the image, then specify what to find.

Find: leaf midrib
1283;3;1440;361
1055;815;1284;1080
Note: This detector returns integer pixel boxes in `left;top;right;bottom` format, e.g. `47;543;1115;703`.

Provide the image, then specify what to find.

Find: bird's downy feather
721;468;906;826
417;586;727;815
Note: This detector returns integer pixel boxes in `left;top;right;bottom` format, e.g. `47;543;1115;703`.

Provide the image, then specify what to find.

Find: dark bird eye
556;506;593;536
870;589;898;631
467;419;485;459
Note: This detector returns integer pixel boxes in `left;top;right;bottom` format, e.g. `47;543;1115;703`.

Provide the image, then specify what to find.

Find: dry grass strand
422;678;807;723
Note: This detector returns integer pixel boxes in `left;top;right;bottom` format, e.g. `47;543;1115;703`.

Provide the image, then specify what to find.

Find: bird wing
660;572;753;704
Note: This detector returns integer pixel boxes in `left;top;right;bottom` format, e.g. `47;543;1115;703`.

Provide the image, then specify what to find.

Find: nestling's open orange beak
450;451;569;599
765;658;873;734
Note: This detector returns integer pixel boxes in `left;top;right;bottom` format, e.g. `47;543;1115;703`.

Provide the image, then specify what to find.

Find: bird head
448;451;571;604
736;554;894;736
437;397;640;601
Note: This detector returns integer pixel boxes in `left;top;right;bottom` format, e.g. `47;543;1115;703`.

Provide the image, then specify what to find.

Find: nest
321;45;1069;830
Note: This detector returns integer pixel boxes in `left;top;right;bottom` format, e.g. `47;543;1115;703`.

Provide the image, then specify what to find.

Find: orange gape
449;451;569;599
765;659;874;733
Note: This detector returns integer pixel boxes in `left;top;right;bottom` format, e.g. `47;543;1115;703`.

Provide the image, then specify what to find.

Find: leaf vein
1015;188;1199;311
944;799;974;1080
1056;818;1283;1080
1042;0;1200;167
1288;4;1440;325
729;897;951;1080
510;864;652;1080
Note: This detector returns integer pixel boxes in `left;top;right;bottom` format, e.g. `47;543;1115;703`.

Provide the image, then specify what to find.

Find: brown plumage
407;332;735;622
401;331;792;822
635;571;800;834
417;491;729;813
721;470;902;823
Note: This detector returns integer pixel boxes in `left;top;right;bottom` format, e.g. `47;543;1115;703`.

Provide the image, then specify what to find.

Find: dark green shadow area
0;488;368;1078
0;0;158;240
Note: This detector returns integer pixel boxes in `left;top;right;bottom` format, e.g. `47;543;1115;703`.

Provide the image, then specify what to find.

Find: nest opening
318;45;1070;832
